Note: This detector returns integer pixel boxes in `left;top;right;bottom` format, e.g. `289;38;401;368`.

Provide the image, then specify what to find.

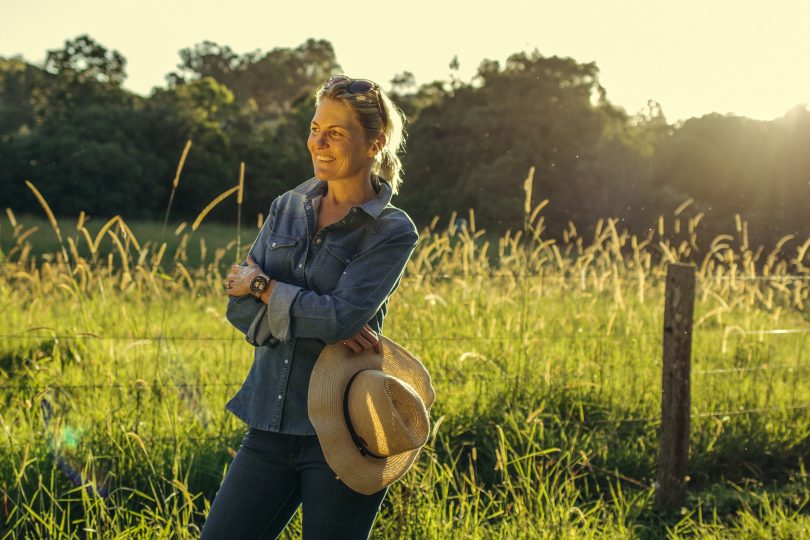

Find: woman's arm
224;198;279;335
262;224;418;343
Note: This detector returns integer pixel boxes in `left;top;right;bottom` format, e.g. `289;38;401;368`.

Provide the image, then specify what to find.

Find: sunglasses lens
346;80;374;94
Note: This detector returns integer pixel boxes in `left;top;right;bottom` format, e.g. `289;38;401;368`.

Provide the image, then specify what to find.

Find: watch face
250;275;268;295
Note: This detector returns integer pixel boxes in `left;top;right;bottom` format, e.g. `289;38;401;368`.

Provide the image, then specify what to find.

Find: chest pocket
313;241;356;293
264;233;298;284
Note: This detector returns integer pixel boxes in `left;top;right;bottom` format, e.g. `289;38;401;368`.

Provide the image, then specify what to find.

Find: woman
201;76;419;539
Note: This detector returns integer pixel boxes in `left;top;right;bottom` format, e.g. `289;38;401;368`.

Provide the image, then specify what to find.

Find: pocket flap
267;233;298;250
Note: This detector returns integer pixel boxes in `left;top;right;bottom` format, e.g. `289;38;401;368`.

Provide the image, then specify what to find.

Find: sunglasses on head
324;75;387;128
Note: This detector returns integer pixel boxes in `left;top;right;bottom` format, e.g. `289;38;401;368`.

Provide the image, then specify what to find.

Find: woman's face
308;98;375;184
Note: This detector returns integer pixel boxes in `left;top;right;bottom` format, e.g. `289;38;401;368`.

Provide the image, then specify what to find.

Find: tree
167;41;241;91
399;50;642;234
144;77;240;218
168;39;341;116
44;34;126;86
34;35;133;124
0;57;44;137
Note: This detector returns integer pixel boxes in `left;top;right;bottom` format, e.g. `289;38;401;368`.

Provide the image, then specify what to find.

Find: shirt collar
298;177;392;220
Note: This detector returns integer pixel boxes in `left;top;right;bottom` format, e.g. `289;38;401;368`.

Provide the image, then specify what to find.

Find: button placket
272;342;294;424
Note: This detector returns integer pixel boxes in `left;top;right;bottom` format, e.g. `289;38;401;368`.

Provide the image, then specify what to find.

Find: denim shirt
224;177;419;435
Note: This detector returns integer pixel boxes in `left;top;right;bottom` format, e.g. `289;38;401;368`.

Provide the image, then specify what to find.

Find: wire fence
0;272;807;513
7;402;810;452
1;273;807;450
1;329;806;404
2;327;809;343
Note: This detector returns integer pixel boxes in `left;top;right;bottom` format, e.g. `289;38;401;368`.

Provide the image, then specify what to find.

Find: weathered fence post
656;262;696;509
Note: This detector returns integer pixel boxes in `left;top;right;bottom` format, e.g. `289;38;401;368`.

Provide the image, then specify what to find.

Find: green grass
0;212;259;270
0;206;809;538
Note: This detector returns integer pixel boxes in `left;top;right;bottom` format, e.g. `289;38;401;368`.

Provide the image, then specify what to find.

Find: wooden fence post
656;262;696;509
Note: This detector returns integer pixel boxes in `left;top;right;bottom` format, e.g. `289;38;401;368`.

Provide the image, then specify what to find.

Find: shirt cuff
246;303;280;347
266;281;301;342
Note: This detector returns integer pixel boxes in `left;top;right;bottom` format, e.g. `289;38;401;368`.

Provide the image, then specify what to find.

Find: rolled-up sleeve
266;226;417;343
226;295;264;336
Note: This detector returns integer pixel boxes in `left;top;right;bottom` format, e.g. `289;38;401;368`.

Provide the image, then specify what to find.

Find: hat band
342;371;386;460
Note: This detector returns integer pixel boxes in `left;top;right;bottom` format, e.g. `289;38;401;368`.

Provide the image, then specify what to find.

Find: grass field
1;191;809;538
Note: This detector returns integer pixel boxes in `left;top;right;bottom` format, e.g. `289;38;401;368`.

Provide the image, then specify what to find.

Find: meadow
1;179;809;538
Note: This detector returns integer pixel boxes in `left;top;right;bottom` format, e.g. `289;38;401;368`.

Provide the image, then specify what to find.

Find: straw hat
308;335;435;495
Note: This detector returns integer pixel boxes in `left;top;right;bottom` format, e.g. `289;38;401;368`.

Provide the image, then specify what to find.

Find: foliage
1;35;810;248
167;38;341;116
399;51;661;233
652;108;810;247
0;190;808;537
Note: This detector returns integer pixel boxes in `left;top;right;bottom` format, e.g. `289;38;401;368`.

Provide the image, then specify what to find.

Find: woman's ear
368;134;387;157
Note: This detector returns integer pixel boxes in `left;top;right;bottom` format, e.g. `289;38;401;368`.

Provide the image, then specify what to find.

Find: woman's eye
329;130;341;137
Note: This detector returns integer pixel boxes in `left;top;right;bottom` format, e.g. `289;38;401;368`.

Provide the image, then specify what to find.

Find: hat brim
308;336;435;495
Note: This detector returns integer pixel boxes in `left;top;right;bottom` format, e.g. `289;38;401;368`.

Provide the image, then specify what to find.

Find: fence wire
6;402;810;452
0;331;663;342
4;325;810;342
1;271;807;449
0;323;807;390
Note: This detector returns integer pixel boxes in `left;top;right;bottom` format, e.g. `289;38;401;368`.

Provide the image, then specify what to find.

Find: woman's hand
342;324;381;354
225;255;261;297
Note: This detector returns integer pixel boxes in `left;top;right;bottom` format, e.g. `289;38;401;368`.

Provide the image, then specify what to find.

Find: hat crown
348;371;430;458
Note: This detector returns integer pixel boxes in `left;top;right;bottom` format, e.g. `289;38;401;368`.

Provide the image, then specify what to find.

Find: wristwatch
249;272;271;300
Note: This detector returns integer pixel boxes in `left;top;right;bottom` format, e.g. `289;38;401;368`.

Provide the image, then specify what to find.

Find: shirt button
271;242;277;247
314;237;322;245
284;359;289;364
298;263;303;268
277;394;283;400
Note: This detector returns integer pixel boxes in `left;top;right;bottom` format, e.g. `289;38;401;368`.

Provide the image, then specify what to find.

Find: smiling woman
202;76;431;540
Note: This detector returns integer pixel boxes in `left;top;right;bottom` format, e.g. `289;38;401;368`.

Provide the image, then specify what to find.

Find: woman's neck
323;174;377;208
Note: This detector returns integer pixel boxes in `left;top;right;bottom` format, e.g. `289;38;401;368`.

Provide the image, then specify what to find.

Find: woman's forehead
311;98;361;129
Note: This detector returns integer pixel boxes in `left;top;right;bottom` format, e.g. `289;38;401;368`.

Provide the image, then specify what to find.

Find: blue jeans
200;428;388;540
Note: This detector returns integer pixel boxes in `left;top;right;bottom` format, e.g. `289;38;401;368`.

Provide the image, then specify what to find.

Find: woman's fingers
360;325;381;353
344;334;373;353
356;332;376;350
224;259;257;294
344;339;361;353
342;325;382;354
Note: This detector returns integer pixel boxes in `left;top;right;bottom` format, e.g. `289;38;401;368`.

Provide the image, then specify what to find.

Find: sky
2;0;809;123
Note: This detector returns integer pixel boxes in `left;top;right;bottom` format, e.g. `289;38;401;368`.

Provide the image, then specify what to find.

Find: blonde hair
315;77;407;194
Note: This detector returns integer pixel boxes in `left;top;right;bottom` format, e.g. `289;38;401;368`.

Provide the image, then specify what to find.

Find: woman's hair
315;77;407;194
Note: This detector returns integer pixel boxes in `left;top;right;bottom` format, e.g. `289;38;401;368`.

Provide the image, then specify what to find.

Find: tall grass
0;173;808;538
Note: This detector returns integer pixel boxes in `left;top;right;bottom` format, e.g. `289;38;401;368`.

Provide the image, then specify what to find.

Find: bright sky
2;0;809;123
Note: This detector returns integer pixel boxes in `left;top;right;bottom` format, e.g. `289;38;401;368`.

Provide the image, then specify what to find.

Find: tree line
1;35;808;247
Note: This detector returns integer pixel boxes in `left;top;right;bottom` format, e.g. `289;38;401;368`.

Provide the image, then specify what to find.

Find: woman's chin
313;163;336;180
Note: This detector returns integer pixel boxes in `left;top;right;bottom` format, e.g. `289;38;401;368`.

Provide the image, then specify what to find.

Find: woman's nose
313;132;328;148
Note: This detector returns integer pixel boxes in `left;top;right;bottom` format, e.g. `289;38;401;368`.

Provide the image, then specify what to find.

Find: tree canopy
1;35;808;247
